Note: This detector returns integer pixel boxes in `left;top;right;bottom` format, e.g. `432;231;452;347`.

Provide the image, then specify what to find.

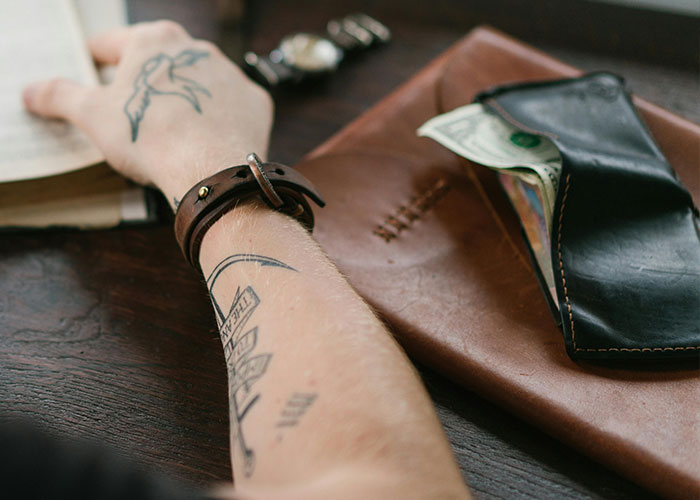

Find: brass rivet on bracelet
290;204;304;217
198;186;210;199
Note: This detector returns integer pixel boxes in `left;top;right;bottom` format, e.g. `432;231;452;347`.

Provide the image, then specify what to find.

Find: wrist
158;147;271;211
158;157;252;211
198;200;300;275
172;154;324;269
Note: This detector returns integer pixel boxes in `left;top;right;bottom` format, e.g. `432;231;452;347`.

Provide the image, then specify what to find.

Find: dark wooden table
2;1;696;498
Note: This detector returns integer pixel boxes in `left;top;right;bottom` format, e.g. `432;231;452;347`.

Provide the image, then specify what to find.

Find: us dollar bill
418;103;562;228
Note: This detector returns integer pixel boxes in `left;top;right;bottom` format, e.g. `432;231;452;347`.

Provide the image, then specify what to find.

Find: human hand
23;21;274;208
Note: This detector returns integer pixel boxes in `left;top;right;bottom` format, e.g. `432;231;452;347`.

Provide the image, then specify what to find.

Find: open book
0;0;152;229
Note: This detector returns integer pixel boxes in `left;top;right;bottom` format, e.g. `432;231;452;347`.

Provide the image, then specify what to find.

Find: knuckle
152;20;187;38
38;78;66;104
193;39;219;54
131;20;188;46
35;78;94;123
74;88;96;117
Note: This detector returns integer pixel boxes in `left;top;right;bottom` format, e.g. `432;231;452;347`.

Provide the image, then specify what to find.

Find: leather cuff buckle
174;153;325;269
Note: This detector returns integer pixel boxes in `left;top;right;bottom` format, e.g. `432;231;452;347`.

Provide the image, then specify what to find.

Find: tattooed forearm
218;285;268;476
207;254;296;324
277;393;317;428
207;253;296;477
124;49;211;142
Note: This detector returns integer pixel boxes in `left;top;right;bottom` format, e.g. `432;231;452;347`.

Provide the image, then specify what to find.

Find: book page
75;0;129;83
0;0;103;183
0;165;128;229
75;0;128;38
0;0;149;229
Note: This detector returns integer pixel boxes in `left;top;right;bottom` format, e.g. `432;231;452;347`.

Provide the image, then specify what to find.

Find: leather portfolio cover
294;27;699;499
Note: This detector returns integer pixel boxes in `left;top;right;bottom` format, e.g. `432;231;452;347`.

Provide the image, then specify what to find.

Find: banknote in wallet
418;103;562;305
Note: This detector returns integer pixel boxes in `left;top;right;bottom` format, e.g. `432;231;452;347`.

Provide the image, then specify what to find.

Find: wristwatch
244;13;391;87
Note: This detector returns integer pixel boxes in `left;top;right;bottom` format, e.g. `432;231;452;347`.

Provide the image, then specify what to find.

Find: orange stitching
556;174;699;353
557;174;577;347
372;178;450;242
372;226;397;242
385;215;408;231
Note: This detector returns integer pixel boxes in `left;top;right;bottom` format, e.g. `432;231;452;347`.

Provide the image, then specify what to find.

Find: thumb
23;78;95;128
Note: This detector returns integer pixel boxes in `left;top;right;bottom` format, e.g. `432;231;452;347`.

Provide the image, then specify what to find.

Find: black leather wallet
476;72;700;360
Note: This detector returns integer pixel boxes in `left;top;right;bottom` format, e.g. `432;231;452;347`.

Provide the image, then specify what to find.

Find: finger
88;26;134;65
22;78;95;126
88;21;191;66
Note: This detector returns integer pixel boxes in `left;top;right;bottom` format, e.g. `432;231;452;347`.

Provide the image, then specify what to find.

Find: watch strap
174;155;325;268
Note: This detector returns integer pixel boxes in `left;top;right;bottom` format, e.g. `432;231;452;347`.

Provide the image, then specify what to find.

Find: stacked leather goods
295;26;700;500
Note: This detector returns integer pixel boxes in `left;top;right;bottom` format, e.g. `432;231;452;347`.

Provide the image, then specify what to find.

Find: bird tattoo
124;49;211;142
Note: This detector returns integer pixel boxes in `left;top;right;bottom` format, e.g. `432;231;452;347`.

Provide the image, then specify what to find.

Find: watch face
278;32;343;72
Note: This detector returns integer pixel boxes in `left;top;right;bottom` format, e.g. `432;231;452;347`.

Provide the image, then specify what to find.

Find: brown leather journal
295;27;700;499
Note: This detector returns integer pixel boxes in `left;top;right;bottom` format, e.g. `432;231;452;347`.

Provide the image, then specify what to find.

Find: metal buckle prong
247;152;284;208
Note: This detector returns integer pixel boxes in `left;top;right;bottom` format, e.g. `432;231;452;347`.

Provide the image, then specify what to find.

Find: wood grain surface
1;1;696;498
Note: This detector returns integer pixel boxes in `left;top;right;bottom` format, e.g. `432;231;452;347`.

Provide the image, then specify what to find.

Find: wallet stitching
557;174;699;353
488;99;698;353
557;174;577;348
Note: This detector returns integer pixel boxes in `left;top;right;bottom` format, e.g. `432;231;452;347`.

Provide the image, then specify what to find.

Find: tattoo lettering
277;393;317;428
207;254;296;477
172;197;180;209
124;49;211;142
219;285;267;476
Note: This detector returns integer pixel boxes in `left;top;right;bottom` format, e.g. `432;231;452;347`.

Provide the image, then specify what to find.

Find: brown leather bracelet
174;153;325;268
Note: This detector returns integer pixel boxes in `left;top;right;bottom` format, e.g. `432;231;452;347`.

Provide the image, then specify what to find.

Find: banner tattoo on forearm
277;393;317;428
208;254;297;477
124;49;211;142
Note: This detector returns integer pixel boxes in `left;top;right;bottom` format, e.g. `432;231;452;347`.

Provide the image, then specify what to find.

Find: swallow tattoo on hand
124;49;211;142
